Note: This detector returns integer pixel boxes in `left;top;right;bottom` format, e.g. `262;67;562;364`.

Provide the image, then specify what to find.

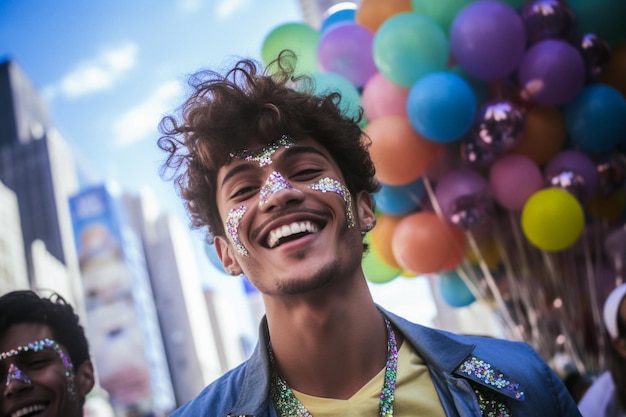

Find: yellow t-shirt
291;341;447;416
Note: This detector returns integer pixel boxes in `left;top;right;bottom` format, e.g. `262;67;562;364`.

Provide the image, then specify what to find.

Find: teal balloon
437;270;476;307
411;0;473;32
407;71;477;143
564;84;626;153
374;179;425;216
497;0;525;10
261;23;320;75
373;12;449;88
311;72;363;124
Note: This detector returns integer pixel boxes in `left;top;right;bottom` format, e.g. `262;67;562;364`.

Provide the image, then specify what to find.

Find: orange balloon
366;115;441;185
356;0;413;32
599;42;626;98
392;211;466;274
370;213;403;269
513;105;566;166
440;226;466;271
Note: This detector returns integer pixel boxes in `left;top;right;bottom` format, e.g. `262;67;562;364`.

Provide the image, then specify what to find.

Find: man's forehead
0;338;59;360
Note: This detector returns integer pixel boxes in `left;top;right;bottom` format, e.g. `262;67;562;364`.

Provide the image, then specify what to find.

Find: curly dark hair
158;50;379;242
0;290;90;367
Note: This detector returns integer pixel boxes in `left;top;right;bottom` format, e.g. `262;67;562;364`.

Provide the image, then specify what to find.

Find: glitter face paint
226;205;249;256
0;338;76;398
229;135;295;167
308;177;355;228
6;363;31;386
259;171;293;208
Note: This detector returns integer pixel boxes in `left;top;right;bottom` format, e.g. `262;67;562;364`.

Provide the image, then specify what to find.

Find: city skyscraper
0;59;83;305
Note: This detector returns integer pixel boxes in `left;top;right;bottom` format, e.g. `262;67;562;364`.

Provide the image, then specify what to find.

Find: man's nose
4;364;32;397
259;171;303;210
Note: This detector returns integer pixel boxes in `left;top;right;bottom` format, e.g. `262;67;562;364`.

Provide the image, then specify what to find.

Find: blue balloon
320;4;357;33
406;71;477;143
437;270;476;307
373;179;425;216
564;84;626;153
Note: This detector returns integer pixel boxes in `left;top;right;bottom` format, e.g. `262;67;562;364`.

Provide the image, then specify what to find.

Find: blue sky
0;0;303;220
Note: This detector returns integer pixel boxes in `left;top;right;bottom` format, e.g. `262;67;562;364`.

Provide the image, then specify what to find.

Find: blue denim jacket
171;308;581;416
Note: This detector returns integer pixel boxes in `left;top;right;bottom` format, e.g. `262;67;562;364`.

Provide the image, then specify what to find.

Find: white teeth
12;404;46;417
268;221;319;248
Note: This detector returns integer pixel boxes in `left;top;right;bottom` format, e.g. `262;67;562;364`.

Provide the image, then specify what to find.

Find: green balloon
411;0;473;33
261;23;320;76
310;72;364;125
373;12;449;88
362;235;401;284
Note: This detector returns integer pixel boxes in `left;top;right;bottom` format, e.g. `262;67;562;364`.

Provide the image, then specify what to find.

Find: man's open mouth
267;220;320;248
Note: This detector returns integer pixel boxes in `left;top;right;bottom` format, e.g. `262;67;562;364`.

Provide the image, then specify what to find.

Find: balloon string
503;209;546;351
540;250;586;375
588;221;608;371
465;230;524;341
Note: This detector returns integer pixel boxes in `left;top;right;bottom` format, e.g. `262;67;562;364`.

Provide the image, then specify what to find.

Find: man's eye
294;168;321;178
231;185;257;198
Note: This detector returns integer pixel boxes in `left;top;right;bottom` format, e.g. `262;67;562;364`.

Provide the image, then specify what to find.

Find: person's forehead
0;323;54;356
218;137;336;183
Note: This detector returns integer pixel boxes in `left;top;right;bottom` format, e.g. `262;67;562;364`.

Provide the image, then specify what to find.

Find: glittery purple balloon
545;170;587;201
520;0;575;45
471;100;525;153
595;151;626;195
434;169;491;229
460;135;497;167
576;33;612;81
545;150;599;201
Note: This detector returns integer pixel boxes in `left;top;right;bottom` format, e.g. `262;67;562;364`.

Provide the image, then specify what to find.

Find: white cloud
112;80;183;148
44;43;138;100
215;0;250;19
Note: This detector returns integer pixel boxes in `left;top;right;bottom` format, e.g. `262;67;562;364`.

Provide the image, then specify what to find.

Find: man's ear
355;190;376;231
75;360;95;400
214;236;241;275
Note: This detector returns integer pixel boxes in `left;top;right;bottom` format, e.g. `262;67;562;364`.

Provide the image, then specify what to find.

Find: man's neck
263;281;390;399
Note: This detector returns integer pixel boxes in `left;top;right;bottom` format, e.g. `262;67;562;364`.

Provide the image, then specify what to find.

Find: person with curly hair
0;290;95;417
158;51;581;417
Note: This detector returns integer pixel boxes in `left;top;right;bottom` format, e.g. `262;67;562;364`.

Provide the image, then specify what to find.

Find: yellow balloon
521;188;585;252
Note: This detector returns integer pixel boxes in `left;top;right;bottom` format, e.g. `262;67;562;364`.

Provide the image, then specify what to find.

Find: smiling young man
158;51;582;416
0;290;95;417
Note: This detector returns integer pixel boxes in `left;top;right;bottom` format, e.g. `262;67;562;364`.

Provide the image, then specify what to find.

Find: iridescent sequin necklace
269;316;398;417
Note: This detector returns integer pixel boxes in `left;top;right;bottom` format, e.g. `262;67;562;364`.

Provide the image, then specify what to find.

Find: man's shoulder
170;362;249;417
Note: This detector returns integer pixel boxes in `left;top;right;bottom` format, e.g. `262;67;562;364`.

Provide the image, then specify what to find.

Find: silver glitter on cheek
308;177;355;228
259;171;293;208
226;205;249;256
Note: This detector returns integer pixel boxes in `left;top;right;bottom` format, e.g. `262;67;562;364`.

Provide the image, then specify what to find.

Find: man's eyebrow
277;146;330;163
221;163;257;189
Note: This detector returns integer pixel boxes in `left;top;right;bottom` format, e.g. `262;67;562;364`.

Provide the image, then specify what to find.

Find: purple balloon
545;150;599;201
595;151;626;195
435;169;491;229
460;135;497;167
520;0;575;45
472;100;525;153
518;39;585;106
317;23;377;87
576;33;612;81
450;0;526;80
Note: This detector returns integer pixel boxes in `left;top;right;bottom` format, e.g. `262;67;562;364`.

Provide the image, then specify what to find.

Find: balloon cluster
261;0;626;374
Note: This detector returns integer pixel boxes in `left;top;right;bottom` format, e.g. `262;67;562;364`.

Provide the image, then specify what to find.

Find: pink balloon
489;154;543;211
361;72;409;121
